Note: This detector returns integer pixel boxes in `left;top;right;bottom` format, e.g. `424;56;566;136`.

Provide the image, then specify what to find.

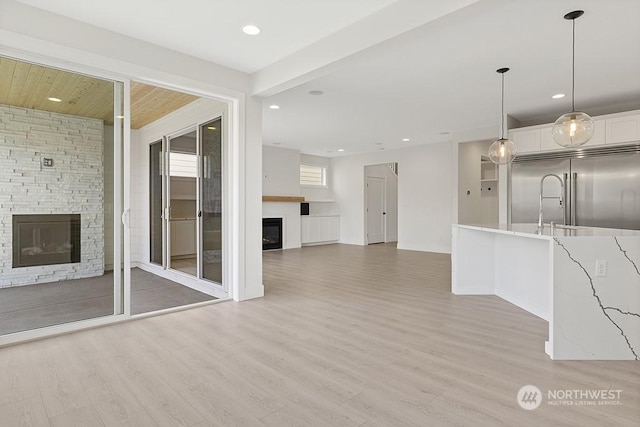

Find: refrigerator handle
571;172;577;226
563;173;568;225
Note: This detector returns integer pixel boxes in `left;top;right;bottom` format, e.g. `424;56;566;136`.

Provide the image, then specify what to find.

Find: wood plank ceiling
0;57;199;129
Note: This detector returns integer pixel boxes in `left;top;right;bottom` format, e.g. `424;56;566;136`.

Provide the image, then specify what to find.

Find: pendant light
552;10;594;148
488;67;516;165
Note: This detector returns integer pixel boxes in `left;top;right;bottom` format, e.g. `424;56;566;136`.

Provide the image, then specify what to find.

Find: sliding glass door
149;140;163;266
148;117;224;290
200;118;223;284
168;129;198;275
0;55;126;337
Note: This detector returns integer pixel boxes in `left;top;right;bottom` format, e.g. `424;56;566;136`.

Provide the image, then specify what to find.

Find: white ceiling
14;0;640;158
14;0;398;73
262;0;640;156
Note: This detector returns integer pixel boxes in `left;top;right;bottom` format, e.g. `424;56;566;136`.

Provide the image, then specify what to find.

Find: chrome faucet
538;174;565;228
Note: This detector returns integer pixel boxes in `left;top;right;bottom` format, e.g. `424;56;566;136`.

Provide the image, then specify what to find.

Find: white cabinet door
171;220;196;256
509;129;540;154
301;216;340;244
539;127;561;152
327;216;340;241
587;118;606;147
606;114;640;144
301;217;311;244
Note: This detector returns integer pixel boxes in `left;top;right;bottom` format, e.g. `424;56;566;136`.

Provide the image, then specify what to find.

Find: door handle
198;211;202;218
121;209;130;228
563;173;568;225
571;172;577;226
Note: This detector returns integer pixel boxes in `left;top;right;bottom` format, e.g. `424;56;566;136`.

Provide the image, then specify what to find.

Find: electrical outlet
595;260;607;277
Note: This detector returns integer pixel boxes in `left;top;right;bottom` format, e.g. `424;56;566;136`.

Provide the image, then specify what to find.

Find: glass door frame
0;53;131;344
198;117;226;291
164;125;198;275
150;118;226;294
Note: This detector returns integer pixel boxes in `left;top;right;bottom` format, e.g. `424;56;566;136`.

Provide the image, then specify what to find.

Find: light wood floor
1;243;638;426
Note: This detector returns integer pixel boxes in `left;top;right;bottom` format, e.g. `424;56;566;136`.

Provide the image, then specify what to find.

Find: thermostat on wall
42;158;53;167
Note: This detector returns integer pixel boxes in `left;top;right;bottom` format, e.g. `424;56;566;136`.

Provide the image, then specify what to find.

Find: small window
169;152;197;178
300;164;327;187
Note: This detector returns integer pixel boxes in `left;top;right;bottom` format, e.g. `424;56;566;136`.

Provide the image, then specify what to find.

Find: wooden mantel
262;195;305;202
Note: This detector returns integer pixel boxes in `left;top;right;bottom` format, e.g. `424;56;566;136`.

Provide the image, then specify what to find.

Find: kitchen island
452;223;640;360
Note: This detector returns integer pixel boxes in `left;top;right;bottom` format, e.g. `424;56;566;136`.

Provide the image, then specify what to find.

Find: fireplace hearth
13;214;81;268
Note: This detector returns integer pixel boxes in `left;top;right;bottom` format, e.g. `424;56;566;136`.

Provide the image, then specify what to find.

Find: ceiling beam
250;0;484;97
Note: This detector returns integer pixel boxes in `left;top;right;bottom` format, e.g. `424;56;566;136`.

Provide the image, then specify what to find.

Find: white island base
452;224;640;360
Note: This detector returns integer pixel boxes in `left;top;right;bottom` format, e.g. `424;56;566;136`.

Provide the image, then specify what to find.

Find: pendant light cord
571;17;576;112
501;71;505;139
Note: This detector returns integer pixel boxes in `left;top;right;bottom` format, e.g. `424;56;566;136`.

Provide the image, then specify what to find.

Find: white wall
333;142;454;253
261;147;336;249
458;139;499;225
262;145;300;196
261;146;303;248
300;153;335;201
364;164;398;242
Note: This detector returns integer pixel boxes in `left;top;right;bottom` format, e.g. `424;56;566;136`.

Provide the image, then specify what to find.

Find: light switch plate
595;260;607;277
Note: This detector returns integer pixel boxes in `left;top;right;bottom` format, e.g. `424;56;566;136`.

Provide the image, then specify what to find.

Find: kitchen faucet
538;174;565;228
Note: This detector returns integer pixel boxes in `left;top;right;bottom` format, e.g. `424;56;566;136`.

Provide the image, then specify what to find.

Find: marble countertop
455;223;640;239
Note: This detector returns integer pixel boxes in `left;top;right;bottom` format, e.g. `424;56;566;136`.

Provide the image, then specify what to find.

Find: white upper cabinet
606;113;640;144
539;126;561;152
510;111;639;154
509;128;541;154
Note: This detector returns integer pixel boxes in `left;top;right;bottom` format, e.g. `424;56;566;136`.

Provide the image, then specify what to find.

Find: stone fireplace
0;104;105;287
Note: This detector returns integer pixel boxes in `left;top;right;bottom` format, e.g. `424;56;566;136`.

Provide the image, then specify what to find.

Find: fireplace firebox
13;214;81;268
262;218;283;250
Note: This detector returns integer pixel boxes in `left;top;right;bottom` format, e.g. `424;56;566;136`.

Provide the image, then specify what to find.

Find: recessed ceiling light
338;149;345;152
269;105;280;110
309;90;324;96
552;93;566;99
402;138;410;142
207;126;217;130
47;97;62;102
242;25;261;35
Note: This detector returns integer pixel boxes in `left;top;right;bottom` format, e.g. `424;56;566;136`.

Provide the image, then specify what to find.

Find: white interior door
366;176;386;244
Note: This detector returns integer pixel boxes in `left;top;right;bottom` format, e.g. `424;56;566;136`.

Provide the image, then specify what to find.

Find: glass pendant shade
488;138;517;165
554;10;592;148
552;111;594;148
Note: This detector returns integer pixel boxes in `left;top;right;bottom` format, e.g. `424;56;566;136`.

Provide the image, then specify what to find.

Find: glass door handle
121;209;130;228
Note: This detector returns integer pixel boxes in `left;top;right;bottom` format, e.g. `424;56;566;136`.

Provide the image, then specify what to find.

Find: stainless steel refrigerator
510;145;640;230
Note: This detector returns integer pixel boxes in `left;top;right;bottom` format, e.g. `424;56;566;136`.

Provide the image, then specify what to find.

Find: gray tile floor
0;268;215;336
